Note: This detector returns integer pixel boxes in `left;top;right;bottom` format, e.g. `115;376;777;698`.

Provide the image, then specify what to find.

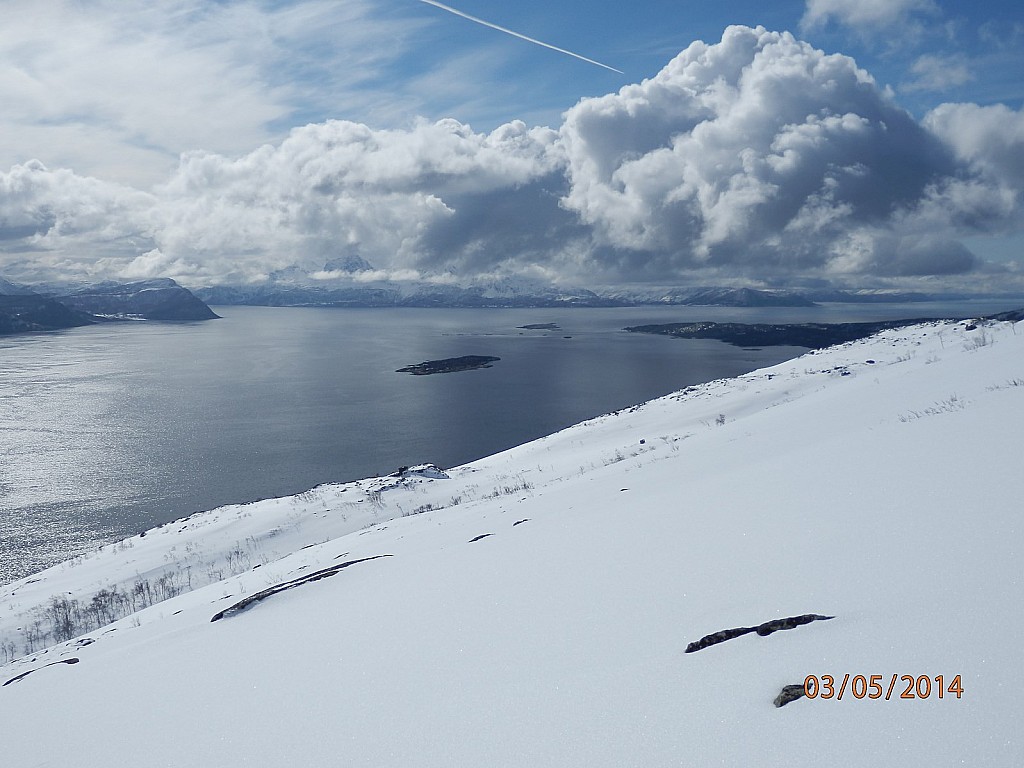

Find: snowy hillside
1;317;1022;766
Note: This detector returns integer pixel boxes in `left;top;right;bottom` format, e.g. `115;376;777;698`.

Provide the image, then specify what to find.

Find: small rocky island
396;355;500;375
517;323;560;330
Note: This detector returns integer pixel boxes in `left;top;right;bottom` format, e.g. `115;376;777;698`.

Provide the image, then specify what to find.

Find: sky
1;0;1023;291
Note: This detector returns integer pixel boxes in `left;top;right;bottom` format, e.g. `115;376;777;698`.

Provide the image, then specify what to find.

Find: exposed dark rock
684;626;757;653
391;464;449;479
685;614;834;653
3;657;80;686
397;355;500;375
512;519;529;526
517;323;560;330
773;684;807;708
210;555;391;622
469;534;494;542
755;613;834;636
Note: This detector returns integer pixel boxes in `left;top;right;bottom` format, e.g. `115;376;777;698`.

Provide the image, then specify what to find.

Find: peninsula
624;318;948;348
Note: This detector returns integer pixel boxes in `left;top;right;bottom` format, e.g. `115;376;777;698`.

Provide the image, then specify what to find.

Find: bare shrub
898;393;967;422
964;329;991;350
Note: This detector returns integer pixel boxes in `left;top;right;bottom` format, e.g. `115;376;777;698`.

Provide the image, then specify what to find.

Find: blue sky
1;0;1022;290
408;0;1023;126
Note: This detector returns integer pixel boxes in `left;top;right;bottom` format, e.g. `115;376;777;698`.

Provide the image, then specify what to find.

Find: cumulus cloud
1;26;1023;289
0;160;156;280
145;118;565;283
559;26;985;279
924;103;1024;190
0;116;573;283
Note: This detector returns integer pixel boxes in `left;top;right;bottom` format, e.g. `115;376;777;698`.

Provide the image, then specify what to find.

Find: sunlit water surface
2;301;1018;583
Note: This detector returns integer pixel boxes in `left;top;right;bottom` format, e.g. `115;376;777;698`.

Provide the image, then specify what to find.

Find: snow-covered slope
1;318;1022;766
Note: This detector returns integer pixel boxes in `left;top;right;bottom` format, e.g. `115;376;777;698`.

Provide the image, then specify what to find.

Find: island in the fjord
517;323;561;330
623;318;954;349
396;355;501;375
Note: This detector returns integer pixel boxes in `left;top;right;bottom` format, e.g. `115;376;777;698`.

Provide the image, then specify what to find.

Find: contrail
418;0;623;74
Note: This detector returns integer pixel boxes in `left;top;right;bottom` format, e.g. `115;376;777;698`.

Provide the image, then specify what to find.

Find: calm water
1;301;1019;584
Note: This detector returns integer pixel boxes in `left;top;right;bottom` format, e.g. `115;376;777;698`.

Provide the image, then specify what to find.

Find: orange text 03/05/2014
803;674;964;701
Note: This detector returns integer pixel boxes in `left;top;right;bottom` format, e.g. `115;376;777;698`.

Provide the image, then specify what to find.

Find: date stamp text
803;674;963;701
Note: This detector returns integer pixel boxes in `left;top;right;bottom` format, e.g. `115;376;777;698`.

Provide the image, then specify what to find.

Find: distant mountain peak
322;255;374;273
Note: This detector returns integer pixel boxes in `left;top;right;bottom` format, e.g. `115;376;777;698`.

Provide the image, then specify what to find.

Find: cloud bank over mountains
2;26;1022;289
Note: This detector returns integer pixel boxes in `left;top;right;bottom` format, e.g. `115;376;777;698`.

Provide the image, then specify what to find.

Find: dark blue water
1;301;1018;583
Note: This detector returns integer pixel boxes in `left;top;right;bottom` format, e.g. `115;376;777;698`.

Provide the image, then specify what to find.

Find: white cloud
111;117;560;284
0;160;156;280
1;26;1023;289
925;102;1024;189
801;0;937;31
558;26;989;279
0;0;423;187
904;54;975;93
0;113;575;284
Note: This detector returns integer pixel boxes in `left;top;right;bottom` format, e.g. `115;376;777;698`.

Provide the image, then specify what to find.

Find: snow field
1;318;1021;766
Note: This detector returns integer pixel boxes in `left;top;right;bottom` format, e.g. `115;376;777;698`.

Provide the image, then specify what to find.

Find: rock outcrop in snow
684;613;834;653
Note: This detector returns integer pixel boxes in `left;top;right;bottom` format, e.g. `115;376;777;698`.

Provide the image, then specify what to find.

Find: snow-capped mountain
55;278;220;321
0;277;97;334
192;259;830;308
1;316;1022;766
0;277;35;296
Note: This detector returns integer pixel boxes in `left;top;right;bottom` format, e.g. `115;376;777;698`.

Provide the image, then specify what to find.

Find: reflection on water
1;300;1019;584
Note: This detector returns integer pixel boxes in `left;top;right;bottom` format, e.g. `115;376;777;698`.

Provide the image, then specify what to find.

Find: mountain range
188;258;967;308
192;268;923;308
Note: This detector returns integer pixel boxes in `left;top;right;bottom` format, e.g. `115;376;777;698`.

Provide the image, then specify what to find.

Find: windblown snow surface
1;318;1021;766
